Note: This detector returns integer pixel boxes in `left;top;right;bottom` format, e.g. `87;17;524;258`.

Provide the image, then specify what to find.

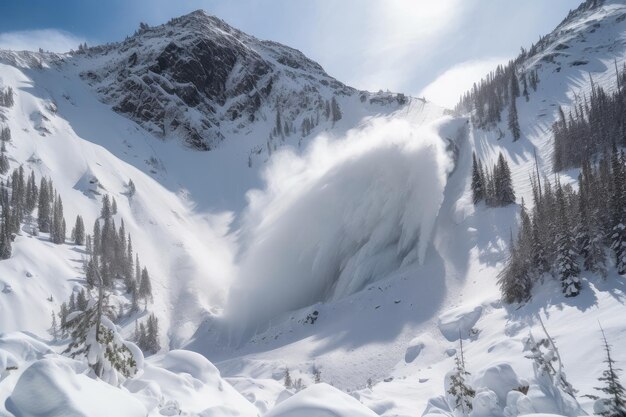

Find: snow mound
5;358;146;417
437;305;482;341
422;395;453;417
126;350;258;416
473;363;523;406
405;336;426;363
470;390;500;417
504;391;536;417
229;116;455;336
264;383;378;417
0;332;52;363
156;349;220;384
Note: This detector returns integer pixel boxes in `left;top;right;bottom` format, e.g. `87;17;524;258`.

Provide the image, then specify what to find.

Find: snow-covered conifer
447;337;475;416
594;326;626;417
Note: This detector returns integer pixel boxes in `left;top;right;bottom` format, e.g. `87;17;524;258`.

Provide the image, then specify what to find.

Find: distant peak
167;9;221;25
159;9;237;36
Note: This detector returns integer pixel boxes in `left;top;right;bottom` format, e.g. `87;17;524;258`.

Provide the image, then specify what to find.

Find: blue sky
0;0;579;107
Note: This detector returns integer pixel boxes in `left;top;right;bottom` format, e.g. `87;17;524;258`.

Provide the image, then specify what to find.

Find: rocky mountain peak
74;10;366;150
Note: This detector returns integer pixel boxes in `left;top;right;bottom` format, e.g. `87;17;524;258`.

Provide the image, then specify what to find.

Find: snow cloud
420;57;509;109
227;116;455;338
0;29;86;53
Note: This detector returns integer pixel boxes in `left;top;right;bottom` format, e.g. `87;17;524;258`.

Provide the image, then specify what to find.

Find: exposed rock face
76;10;369;150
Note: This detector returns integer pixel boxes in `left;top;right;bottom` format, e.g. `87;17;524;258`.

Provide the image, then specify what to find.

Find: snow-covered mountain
76;10;406;151
1;1;626;417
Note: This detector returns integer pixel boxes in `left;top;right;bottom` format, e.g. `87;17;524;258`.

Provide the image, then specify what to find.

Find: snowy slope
1;2;626;417
0;11;445;416
185;2;626;417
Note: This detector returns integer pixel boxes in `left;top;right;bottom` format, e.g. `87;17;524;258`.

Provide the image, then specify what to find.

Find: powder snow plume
227;116;456;338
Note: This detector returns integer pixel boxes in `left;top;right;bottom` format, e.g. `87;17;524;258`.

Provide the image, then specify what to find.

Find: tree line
0;165;69;258
553;62;626;171
269;96;341;147
499;145;626;303
0;87;13;107
51;194;159;384
456;60;537;142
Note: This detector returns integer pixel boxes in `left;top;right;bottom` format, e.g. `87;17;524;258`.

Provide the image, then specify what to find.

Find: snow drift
227;116;456;337
264;383;379;417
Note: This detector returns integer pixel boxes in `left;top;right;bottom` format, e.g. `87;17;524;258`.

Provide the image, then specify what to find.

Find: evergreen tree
471;152;485;204
50;194;65;244
134;320;140;343
50;310;58;340
146;313;160;354
331;97;342;123
58;302;69;334
578;170;607;276
138;322;147;349
76;289;88;311
124;234;134;293
276;107;283;137
25;170;38;214
555;182;581;297
508;93;521;141
135;254;141;287
72;215;85;245
69;292;76;312
0;208;12;260
139;267;152;305
62;267;138;384
101;194;111;219
37;177;51;233
610;144;626;275
498;204;533;303
284;368;292;389
448;337;475;416
116;220;127;279
0;126;10;142
511;70;521;98
524;317;582;415
130;286;139;313
127;179;136;197
85;257;98;288
472;153;516;207
522;73;530;102
0;142;9;175
531;215;549;275
594;326;626;417
313;366;322;384
530;70;539;91
93;220;101;258
497;153;516;205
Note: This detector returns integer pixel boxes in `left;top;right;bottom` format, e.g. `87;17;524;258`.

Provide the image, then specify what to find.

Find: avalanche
1;2;626;417
227;115;457;339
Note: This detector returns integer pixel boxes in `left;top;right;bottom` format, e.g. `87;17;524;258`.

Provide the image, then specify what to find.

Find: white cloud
0;29;86;53
419;57;509;109
303;0;466;94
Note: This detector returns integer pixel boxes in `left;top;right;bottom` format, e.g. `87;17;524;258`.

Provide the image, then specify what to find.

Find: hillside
1;2;626;417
